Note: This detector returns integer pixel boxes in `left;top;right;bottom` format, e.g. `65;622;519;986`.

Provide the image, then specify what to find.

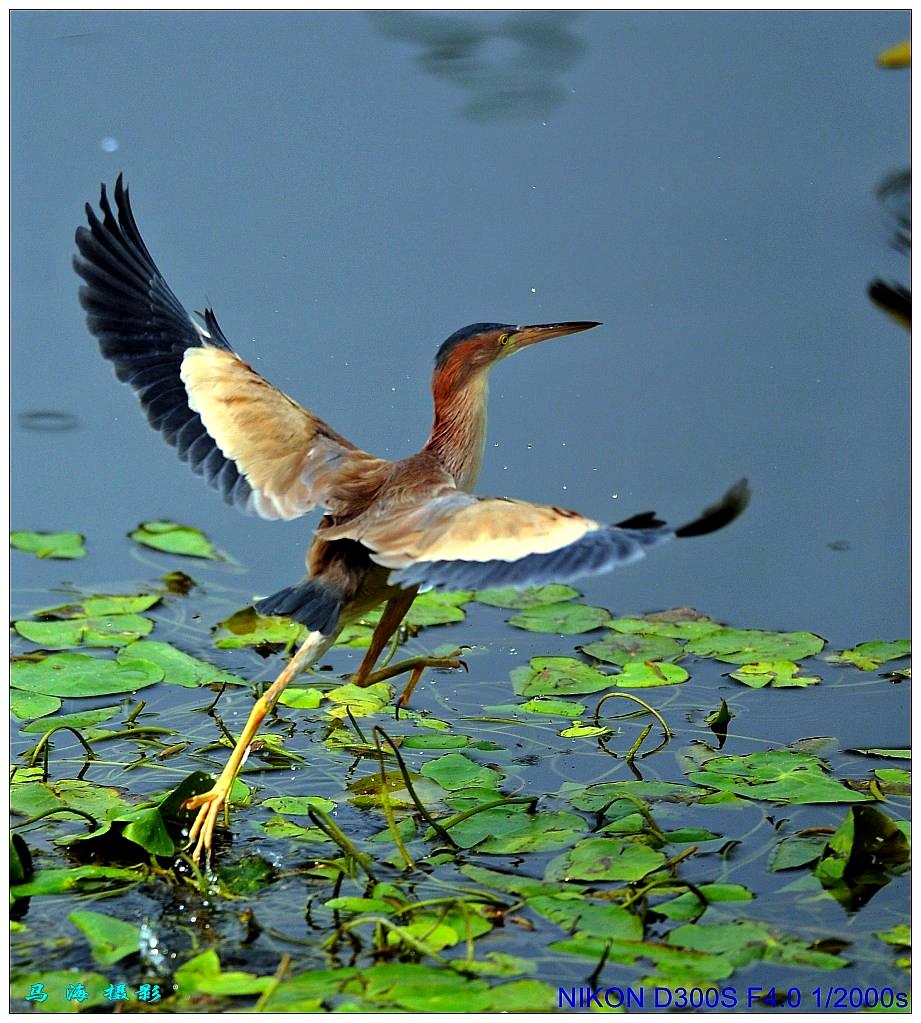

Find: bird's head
433;321;601;382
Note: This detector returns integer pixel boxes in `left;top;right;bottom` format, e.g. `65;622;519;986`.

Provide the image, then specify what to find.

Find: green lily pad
258;816;331;842
686;627;825;664
174;949;271;996
581;632;684;666
11;776;128;823
32;594;161;616
559;721;611;738
517;696;587;717
404;589;471;626
828;640;910;671
561;779;702;813
528;894;643;940
20;704;121;734
215;855;276;897
11;530;86;559
728;659;821;688
607;613;721;640
850;748;911;759
122;640;246;688
11;652;163;697
445;805;583;853
277;687;324;709
612;660;689;687
688;750;871;804
668;919;847;970
511;656;613;697
262;795;335;816
130;520;218;559
545;837;666;882
402;733;470;749
10;691;61;720
325;681;392;719
475;584;580;608
214;607;309;649
769;835;828;871
11;865;143;897
386;908;493;953
509;601;610;634
654;883;753;920
875;924;910;947
68;910;140;966
14;613;154;649
420;752;504;791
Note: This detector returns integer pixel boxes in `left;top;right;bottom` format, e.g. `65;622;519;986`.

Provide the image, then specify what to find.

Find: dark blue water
12;10;909;651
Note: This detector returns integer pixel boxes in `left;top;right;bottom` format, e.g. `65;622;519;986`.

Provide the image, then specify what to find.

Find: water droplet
530;287;537;293
100;136;119;152
611;493;618;500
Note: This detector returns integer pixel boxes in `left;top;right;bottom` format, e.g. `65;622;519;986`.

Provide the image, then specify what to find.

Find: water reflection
370;11;586;122
17;410;80;432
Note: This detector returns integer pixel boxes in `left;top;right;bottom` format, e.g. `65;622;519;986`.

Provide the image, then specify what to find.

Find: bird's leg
184;629;333;863
351;589;418;687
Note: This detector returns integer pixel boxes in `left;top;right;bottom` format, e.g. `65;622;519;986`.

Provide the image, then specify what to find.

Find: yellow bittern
75;176;749;861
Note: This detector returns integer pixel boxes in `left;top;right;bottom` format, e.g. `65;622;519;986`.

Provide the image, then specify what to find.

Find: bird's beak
510;321;602;351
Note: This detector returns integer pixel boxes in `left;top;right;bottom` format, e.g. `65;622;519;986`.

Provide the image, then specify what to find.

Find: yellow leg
351;588;418;687
184;629;333;863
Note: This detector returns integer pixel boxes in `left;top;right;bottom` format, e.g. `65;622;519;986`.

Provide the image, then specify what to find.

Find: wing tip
675;477;751;539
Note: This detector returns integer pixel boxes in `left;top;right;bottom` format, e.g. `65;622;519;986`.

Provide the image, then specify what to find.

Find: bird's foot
184;777;234;865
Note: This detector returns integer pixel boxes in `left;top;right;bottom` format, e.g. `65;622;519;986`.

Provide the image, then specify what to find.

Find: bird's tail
254;578;343;635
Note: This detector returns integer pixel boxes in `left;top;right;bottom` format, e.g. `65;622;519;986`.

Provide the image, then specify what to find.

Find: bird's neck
424;369;489;492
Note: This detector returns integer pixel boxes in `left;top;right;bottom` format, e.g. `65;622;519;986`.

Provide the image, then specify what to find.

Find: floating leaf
21;704;121;734
262;795;335;816
122;640;246;688
475;584;580;608
130;520;218;558
214;607;309;650
581;632;684;666
875;924;910;947
559;721;610;738
688;750;870;804
174;949;271;996
68;910;140;966
10;691;61;720
11;652;163;697
607;613;721;640
528;894;643;940
325;681;392;719
668;919;847;970
258;817;330;842
511;656;612;697
654;883;753;920
11;865;143;897
561;779;702;814
278;687;324;709
14;614;154;649
828;640;910;671
11;530;86;559
769;835;827;871
509;602;610;634
402;733;470;749
445;805;583;853
612;660;689;687
546;838;666;882
11;777;128;823
420;753;504;791
686;627;825;664
728;659;820;688
215;855;276;897
516;696;587;717
849;748;911;759
404;589;471;626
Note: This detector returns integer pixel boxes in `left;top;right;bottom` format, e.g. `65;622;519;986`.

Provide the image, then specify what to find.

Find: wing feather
75;176;381;520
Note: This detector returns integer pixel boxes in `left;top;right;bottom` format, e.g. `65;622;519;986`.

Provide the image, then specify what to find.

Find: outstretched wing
349;479;750;591
74;175;382;520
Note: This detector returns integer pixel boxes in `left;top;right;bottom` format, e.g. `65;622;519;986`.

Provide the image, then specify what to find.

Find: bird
74;175;750;862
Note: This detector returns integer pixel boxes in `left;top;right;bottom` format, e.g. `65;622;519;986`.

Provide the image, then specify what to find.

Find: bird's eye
498;333;511;345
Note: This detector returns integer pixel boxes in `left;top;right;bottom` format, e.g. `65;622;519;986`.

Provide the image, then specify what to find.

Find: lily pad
559;721;611;738
769;835;828;871
130;520;218;559
262;795;335;816
545;837;666;882
875;924;910;947
14;614;154;649
11;652;163;697
20;704;121;734
517;696;587;717
11;530;86;559
402;733;470;749
10;691;61;720
528;895;643;940
214;607;309;650
612;661;689;687
654;883;753;920
175;949;271;996
607;613;721;640
828;640;910;671
475;584;580;608
581;632;684;666
509;601;610;634
511;656;613;697
445;805;583;853
13;971;109;1012
11;865;143;897
728;659;821;688
420;753;504;791
686;627;825;664
278;687;324;709
688;750;871;804
122;640;247;688
68;910;140;966
849;748;911;759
